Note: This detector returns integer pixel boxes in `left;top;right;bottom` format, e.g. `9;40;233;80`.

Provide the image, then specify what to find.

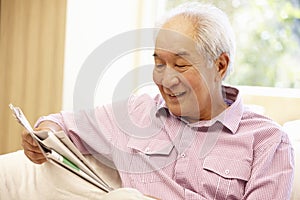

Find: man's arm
243;134;294;199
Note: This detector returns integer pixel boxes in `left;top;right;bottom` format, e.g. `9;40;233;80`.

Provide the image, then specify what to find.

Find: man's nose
161;66;180;88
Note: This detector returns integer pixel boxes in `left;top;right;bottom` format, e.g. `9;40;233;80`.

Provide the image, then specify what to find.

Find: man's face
153;26;216;122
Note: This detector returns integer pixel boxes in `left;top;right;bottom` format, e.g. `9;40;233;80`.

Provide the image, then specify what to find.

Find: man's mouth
168;92;186;97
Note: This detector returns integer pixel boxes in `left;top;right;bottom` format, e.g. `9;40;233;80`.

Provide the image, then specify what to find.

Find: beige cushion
0;150;121;200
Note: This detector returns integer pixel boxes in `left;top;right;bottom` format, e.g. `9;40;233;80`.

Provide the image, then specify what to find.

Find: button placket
174;153;189;185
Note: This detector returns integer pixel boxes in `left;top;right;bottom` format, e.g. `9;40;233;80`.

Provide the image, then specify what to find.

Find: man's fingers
21;132;41;153
33;158;47;164
23;149;47;164
24;149;44;160
22;139;41;153
21;129;47;164
21;130;38;146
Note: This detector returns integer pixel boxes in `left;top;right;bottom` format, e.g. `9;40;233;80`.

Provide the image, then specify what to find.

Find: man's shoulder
120;93;164;126
241;109;282;131
240;109;290;149
127;93;163;110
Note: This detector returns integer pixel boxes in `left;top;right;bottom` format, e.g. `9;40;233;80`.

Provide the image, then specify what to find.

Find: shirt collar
155;85;244;134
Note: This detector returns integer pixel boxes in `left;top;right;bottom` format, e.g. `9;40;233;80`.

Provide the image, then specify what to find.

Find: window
166;0;300;88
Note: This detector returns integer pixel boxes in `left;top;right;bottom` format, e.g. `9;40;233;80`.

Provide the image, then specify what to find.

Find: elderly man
18;2;294;200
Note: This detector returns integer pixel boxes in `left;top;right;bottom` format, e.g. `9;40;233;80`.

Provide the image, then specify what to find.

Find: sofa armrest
0;150;121;200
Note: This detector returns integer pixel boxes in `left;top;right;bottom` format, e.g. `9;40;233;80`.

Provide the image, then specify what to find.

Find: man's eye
175;64;187;68
155;64;165;68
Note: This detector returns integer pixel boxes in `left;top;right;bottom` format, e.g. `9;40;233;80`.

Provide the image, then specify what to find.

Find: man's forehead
155;29;198;53
155;29;195;43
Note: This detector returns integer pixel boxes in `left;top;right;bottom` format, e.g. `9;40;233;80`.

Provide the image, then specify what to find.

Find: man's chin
168;108;182;117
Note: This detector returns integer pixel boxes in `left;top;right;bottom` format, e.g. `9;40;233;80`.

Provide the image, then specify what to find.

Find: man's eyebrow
152;51;189;57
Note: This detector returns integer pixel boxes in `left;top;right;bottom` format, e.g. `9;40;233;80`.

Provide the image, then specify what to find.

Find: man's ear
215;53;229;79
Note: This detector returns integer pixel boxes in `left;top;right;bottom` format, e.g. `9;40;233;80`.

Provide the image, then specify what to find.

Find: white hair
156;2;236;78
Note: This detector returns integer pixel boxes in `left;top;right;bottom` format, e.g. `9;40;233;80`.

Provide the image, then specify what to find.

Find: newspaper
9;104;113;193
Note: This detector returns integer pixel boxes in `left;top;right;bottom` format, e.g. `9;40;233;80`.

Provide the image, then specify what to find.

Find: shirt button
225;169;230;175
145;147;150;152
180;153;186;158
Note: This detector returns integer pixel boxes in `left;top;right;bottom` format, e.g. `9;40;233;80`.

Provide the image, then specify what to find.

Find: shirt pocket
126;138;174;183
200;156;251;199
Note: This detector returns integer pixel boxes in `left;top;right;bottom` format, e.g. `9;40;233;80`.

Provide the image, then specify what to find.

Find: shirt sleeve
34;106;115;156
243;132;294;199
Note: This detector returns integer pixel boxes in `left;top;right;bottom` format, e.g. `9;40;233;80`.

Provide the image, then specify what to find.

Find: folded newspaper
9;104;113;193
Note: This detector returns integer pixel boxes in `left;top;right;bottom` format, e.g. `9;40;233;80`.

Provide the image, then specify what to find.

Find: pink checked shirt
37;86;294;199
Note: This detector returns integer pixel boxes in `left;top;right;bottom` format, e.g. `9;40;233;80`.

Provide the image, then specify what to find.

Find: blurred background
1;0;300;154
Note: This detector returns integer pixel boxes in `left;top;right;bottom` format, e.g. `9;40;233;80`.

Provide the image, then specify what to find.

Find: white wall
63;0;166;110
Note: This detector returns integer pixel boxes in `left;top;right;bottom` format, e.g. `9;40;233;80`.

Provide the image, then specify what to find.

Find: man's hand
21;121;62;164
21;128;47;164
